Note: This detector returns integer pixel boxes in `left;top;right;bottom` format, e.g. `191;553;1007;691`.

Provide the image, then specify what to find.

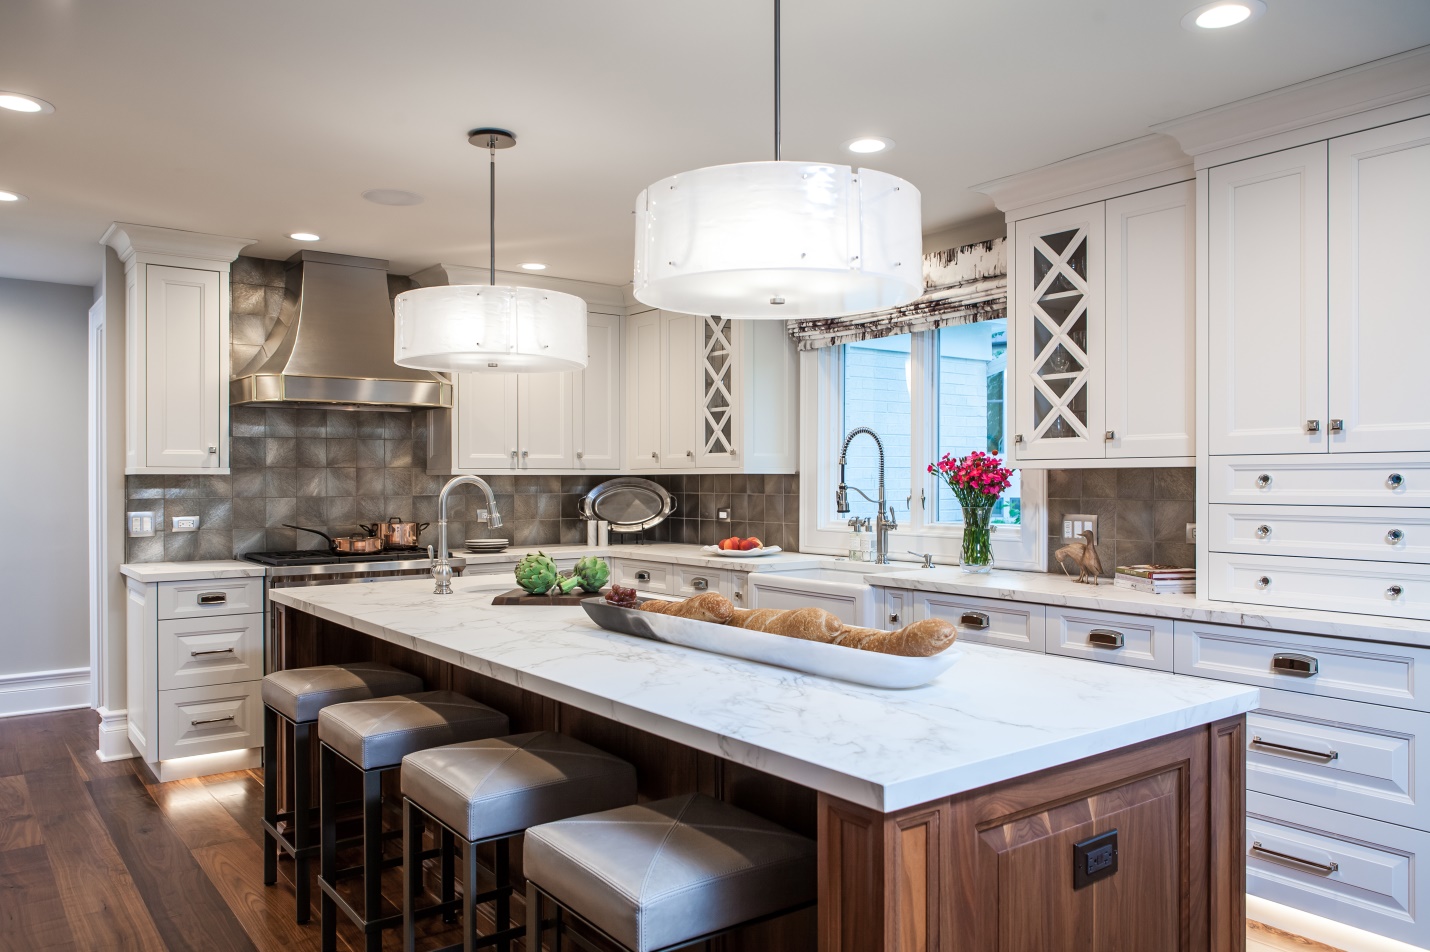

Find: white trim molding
100;222;255;271
0;668;92;719
96;706;135;761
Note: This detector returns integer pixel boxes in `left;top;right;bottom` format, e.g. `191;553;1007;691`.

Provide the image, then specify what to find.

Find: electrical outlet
172;516;200;532
1062;514;1099;543
127;512;155;537
1186;523;1197;543
717;508;731;520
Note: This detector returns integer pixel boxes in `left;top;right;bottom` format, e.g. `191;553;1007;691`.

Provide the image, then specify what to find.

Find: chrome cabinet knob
1388;473;1405;489
208;444;219;454
1014;434;1024;444
1305;420;1320;433
651;451;658;459
889;612;900;624
686;450;693;458
1255;576;1272;589
511;449;518;458
1388;584;1404;599
1329;419;1344;433
1388;529;1405;544
521;449;529;458
1104;431;1116;442
1256;474;1273;489
576;451;584;459
1256;525;1272;539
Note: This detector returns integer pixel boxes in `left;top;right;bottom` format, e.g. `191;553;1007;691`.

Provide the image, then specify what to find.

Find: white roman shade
786;237;1006;350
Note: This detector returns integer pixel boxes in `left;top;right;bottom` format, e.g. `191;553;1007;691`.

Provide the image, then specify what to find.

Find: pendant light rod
773;0;781;161
466;128;517;286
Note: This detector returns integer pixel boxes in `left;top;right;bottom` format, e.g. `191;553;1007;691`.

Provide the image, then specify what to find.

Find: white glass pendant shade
633;160;922;319
393;284;588;373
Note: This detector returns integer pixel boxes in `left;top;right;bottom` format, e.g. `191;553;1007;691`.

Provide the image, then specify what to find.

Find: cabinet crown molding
1152;44;1430;157
101;223;255;268
972;135;1191;218
408;262;628;311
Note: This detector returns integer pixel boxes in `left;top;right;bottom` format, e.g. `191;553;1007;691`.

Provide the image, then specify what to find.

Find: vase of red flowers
928;450;1014;574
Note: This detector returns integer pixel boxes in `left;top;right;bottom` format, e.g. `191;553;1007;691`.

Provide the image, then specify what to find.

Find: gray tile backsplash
1046;466;1194;578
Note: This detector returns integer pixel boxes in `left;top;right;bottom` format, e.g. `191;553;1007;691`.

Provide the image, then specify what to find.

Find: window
799;320;1045;569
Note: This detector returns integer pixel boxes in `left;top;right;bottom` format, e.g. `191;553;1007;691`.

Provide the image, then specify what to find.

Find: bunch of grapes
605;584;639;609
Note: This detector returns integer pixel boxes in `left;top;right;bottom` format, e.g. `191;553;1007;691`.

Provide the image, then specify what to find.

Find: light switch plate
1062;514;1099;543
717;508;731;520
1186;523;1197;543
127;512;155;537
172;516;200;532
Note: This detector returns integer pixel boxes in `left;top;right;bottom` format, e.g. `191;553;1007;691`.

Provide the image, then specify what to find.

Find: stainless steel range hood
230;251;452;409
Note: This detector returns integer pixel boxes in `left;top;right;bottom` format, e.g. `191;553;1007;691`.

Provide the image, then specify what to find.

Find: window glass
839;334;912;522
934;320;1020;525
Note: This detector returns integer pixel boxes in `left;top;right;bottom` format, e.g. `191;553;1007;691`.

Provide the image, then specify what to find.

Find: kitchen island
270;575;1259;952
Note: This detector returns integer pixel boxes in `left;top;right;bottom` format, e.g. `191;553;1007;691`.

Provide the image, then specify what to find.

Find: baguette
733;606;843;643
638;593;735;625
835;618;958;657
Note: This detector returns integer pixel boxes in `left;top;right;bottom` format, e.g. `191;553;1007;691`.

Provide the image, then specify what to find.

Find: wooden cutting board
490;588;600;606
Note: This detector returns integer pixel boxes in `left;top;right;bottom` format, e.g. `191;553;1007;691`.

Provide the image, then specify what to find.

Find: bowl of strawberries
701;536;783;558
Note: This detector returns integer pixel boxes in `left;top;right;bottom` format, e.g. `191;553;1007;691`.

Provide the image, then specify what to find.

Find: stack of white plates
465;539;510;553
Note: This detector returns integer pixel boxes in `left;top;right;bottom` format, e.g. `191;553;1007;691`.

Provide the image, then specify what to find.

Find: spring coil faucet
836;427;897;564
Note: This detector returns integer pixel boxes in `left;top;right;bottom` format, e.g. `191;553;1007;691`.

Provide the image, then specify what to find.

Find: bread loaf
835;618;958;657
638;593;735;625
734;606;844;643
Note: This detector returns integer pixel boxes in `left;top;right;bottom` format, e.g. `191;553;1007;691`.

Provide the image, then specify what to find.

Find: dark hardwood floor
0;708;478;952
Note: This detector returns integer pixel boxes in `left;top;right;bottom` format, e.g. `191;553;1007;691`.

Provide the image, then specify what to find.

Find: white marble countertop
456;543;829;572
119;559;267;583
866;567;1430;646
269;575;1257;812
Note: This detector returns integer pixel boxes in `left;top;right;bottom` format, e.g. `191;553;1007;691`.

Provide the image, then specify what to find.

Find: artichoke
573;556;610;593
515;551;560;595
554;573;583;595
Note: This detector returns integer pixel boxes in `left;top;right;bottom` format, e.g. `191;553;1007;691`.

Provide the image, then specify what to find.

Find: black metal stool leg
463;838;480;952
262;706;278;887
293;719;313;923
441;826;457;924
525;883;547;952
320;743;338;952
495;839;512;952
403;799;422;952
363;766;383;952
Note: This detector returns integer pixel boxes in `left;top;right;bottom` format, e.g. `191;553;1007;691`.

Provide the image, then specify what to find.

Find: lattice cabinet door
1011;202;1106;462
693;315;741;468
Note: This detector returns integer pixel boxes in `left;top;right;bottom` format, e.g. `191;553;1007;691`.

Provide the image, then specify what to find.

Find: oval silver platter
579;597;961;690
578;477;676;533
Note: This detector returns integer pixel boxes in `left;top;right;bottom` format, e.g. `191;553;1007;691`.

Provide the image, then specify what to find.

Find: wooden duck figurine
1054;529;1103;585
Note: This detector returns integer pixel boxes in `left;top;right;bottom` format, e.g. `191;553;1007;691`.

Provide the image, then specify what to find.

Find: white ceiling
2;0;1429;288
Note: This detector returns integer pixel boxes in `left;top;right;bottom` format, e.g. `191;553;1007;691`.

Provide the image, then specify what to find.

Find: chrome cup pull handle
1087;629;1125;649
691;577;709;591
1271;653;1318;677
1249;841;1338;876
198;592;228;605
959;611;990;630
1249;736;1338;764
634;570;651;582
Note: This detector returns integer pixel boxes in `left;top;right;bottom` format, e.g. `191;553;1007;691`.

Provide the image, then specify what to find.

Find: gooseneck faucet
429;475;503;594
835;427;898;565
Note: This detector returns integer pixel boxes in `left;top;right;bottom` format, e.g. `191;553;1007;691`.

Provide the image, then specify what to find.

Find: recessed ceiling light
0;92;54;114
520;262;547;271
362;188;425;206
289;232;321;241
1182;0;1265;30
0;190;26;203
843;136;895;155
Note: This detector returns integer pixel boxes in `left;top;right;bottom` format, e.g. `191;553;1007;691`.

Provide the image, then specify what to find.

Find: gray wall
0;277;94;677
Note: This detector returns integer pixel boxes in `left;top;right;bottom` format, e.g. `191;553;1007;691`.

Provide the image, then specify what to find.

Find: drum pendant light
632;0;922;319
394;129;587;372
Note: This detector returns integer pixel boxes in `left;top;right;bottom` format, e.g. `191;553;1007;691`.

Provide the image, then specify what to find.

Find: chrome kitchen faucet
835;427;897;565
430;475;503;594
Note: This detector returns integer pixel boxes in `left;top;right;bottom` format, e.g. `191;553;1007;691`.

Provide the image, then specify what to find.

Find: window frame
798;331;1047;570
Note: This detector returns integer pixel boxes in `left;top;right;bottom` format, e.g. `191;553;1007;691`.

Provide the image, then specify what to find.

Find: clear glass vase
960;503;996;574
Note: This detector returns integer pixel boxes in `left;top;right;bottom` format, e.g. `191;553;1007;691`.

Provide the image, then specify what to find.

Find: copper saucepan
361;517;430;549
285;525;385;554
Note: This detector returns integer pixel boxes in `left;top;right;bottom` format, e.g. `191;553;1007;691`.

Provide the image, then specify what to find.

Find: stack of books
1114;565;1196;595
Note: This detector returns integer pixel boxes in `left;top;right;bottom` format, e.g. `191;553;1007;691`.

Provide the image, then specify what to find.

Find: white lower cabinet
1208;503;1430;564
1248;791;1430;947
125;573;265;780
915;592;1046;652
608;558;673;595
1044;605;1174;671
674;565;728;599
1208;553;1430;622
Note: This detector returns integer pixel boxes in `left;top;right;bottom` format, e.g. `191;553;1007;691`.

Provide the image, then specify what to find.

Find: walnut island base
267;577;1255;952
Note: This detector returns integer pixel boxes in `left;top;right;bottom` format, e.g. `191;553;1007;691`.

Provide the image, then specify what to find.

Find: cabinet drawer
158;614;263;690
1174;620;1430;711
1247;791;1430;948
608;559;672;594
1249;688;1430;832
1208;504;1430;564
157;681;263;761
1045;606;1174;671
1208;552;1430;621
916;593;1046;653
158;576;264;620
881;588;912;631
1210;454;1430;507
675;566;728;598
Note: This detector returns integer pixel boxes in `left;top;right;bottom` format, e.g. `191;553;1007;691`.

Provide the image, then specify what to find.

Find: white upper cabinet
1011;202;1108;462
1105;182;1196;460
1207;143;1329;456
453;373;519;470
518;372;576;469
1328;115;1430;454
103;223;254;475
625;309;664;468
573;312;621;470
659;311;700;468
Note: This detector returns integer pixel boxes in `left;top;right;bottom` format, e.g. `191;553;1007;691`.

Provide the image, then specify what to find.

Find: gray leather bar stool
317;690;509;952
524;793;818;952
261;662;424;922
399;731;638;952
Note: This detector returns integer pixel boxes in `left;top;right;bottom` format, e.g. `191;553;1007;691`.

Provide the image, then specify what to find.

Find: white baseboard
95;705;135;761
0;667;91;718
